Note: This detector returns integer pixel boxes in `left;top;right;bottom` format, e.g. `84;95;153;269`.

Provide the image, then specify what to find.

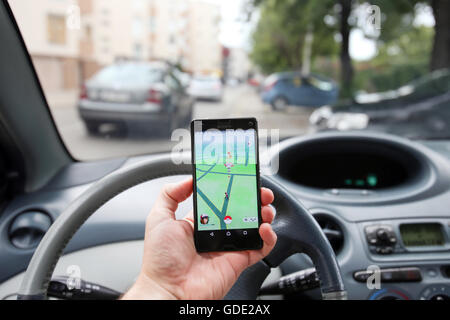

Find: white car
188;75;223;101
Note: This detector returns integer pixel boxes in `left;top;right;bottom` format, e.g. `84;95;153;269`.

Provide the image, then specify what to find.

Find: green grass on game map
196;163;258;231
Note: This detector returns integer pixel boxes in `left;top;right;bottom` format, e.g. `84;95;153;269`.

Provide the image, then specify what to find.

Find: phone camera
248;121;254;126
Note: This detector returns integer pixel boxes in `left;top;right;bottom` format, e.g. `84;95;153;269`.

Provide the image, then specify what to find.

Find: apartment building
183;0;222;73
9;0;82;91
148;0;222;74
228;47;251;81
9;0;222;92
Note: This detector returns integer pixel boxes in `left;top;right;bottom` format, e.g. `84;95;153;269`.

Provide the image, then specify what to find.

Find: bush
354;62;429;93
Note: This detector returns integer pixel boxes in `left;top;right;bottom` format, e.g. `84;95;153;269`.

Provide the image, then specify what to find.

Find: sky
215;0;435;61
217;0;252;50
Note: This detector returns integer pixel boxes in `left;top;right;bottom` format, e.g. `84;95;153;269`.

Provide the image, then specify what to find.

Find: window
93;64;164;86
134;43;143;58
47;15;66;45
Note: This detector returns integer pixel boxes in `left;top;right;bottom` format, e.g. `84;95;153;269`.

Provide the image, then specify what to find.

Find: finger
261;188;274;206
153;177;193;218
247;223;277;266
258;223;277;258
261;205;275;224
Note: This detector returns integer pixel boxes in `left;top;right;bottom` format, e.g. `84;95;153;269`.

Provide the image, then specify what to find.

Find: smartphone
191;118;263;252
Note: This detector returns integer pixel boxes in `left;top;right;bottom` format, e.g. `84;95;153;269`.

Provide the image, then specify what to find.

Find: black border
190;118;263;252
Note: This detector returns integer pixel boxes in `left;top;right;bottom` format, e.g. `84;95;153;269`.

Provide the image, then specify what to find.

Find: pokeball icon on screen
224;216;232;224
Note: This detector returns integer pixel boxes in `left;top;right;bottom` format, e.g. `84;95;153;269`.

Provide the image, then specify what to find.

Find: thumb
153;177;193;219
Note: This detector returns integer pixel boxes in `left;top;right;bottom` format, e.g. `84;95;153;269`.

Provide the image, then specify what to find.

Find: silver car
78;61;194;137
187;75;223;102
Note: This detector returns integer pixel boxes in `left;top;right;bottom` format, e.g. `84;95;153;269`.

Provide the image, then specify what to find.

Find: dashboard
0;132;450;300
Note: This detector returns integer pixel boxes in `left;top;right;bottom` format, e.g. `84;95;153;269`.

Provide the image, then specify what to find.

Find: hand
122;177;277;300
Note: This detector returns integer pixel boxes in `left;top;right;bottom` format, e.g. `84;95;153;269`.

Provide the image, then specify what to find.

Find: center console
354;219;450;299
363;219;450;256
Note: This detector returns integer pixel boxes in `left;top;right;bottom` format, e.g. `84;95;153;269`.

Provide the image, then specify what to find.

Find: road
49;85;313;160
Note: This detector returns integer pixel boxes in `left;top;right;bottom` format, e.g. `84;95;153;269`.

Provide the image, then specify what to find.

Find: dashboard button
381;247;393;254
376;228;389;241
419;285;450;300
426;268;438;278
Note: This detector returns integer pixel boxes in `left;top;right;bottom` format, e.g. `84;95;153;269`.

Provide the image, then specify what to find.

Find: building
9;0;82;91
9;0;223;93
184;0;222;74
228;47;251;81
147;0;222;74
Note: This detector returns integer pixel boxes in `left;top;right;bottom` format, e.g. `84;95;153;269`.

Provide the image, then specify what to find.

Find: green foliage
354;26;433;92
369;0;423;42
354;63;428;93
249;0;435;95
249;0;338;74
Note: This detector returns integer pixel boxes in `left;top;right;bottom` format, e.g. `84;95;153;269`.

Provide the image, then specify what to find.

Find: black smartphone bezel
190;118;263;252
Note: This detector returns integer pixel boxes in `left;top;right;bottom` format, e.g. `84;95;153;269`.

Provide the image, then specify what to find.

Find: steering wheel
17;155;346;300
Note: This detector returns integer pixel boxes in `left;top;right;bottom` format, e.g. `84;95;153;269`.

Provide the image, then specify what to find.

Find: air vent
9;211;52;249
442;265;450;278
313;214;344;254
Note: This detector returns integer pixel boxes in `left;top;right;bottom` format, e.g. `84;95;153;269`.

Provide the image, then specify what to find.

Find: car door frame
0;1;73;192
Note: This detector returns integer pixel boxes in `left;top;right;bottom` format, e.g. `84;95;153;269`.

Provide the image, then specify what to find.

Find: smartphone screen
191;118;263;252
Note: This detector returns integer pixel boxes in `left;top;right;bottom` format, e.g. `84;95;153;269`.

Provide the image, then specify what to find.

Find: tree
249;0;337;75
429;0;450;70
338;0;353;98
248;0;355;96
248;0;445;97
354;26;433;92
370;0;449;71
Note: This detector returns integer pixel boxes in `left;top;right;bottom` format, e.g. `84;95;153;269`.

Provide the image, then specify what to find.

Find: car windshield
7;0;450;160
91;64;164;86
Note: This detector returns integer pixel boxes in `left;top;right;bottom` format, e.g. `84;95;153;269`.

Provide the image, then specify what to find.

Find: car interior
0;0;449;301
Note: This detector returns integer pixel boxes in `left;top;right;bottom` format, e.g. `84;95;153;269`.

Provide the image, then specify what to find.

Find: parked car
310;69;450;138
261;72;338;110
187;75;223;101
78;61;194;136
